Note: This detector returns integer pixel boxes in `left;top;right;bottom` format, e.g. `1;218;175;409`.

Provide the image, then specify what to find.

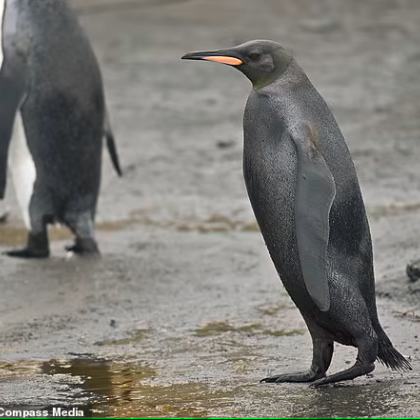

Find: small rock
406;261;420;282
216;140;235;149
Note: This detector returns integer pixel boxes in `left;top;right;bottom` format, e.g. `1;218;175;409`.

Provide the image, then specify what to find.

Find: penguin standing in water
0;0;122;258
182;40;411;387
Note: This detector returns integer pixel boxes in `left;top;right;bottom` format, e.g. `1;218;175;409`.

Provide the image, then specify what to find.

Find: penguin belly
8;112;36;229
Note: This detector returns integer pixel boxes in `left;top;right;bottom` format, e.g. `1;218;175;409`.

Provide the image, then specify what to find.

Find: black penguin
0;0;122;258
182;40;411;387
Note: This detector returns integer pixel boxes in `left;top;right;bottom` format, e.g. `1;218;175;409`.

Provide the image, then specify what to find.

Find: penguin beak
181;50;243;66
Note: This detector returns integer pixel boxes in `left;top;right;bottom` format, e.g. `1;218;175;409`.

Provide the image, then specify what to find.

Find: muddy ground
0;0;420;417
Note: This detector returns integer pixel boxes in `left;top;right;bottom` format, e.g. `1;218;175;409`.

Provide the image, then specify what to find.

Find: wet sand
0;0;419;417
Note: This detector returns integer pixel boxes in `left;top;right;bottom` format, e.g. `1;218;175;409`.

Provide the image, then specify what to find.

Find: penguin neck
251;55;294;91
253;59;308;93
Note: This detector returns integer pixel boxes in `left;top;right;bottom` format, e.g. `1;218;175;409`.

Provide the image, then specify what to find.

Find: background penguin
182;40;411;387
0;0;122;258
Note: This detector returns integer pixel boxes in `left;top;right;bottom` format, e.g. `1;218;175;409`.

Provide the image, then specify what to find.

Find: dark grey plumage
182;40;411;387
0;0;121;258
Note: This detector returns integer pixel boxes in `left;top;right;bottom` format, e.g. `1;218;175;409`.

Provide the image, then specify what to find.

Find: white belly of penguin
9;114;36;229
0;0;36;230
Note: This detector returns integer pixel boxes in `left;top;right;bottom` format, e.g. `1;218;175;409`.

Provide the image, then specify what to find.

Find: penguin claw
309;378;328;388
261;371;323;383
260;376;278;383
260;375;291;383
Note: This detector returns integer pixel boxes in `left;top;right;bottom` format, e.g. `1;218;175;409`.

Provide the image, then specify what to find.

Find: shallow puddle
0;358;237;417
0;356;419;417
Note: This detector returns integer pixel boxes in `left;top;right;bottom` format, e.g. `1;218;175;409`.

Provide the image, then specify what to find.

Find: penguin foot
261;370;324;383
65;237;100;257
406;260;420;282
4;247;50;259
4;232;50;258
309;361;375;388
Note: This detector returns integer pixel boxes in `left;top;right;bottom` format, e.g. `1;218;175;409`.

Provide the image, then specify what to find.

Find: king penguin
0;0;122;258
182;40;411;387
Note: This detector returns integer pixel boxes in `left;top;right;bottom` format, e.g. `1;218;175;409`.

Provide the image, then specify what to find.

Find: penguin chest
243;102;298;231
244;129;299;247
0;0;36;229
244;136;313;308
243;104;307;294
242;93;297;221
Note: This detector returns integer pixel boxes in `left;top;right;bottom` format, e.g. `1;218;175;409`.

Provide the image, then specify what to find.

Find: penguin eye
249;53;262;61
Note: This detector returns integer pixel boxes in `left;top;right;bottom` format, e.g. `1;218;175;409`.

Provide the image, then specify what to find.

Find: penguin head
182;40;293;89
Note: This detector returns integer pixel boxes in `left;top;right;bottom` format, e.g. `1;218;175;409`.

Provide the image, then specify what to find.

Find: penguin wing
291;124;336;312
0;3;28;198
104;110;122;176
0;60;27;199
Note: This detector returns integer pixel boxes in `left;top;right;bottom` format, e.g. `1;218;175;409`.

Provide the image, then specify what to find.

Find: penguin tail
104;111;122;177
377;331;412;371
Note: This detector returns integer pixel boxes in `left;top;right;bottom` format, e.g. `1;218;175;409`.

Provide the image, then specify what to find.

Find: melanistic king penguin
0;0;122;258
182;40;411;387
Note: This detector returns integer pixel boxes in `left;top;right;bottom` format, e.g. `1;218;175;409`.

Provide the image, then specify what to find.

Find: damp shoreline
0;0;420;417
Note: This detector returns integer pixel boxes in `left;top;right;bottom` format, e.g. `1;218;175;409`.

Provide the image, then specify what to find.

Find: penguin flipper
104;110;122;176
0;2;29;199
0;65;26;199
291;124;336;312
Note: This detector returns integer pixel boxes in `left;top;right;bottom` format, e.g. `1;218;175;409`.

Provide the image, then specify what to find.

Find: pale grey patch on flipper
292;124;336;312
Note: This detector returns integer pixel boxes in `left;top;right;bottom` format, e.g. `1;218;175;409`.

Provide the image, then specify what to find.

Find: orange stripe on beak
202;55;243;65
